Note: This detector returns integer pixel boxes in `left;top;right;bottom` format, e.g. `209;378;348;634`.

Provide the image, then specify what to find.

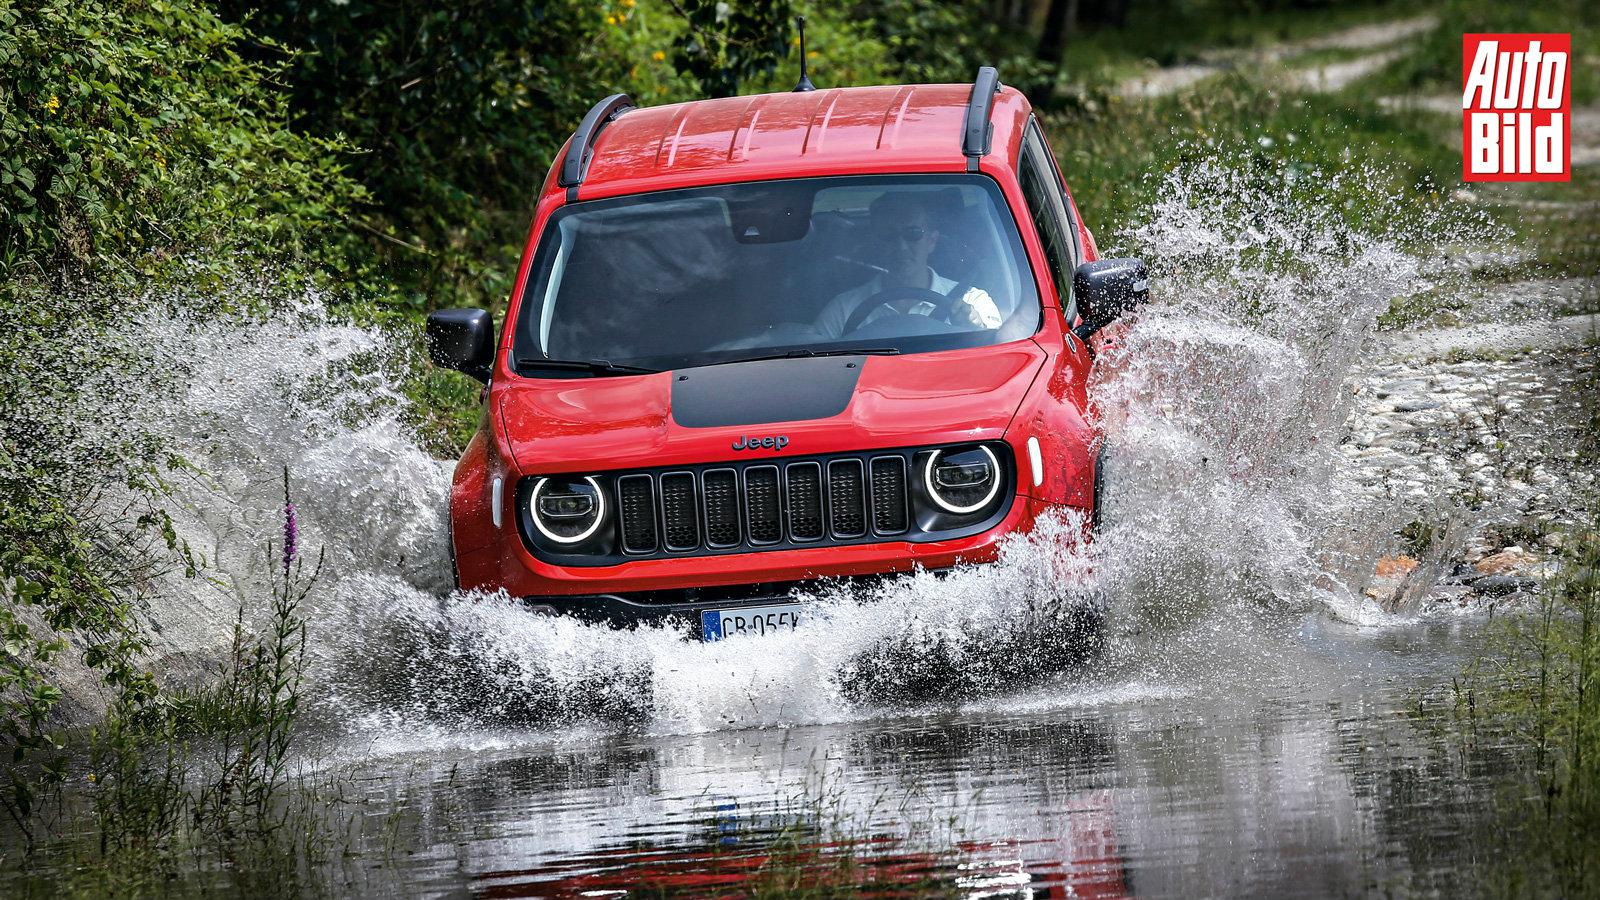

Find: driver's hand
953;288;1003;329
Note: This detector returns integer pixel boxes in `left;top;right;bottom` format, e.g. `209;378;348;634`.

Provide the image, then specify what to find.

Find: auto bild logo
1463;33;1571;182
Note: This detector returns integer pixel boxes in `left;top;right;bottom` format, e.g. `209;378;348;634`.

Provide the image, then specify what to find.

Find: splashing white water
1090;156;1486;631
54;156;1488;736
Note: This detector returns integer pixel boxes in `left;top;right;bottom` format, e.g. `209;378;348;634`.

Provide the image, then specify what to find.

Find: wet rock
1365;576;1404;606
1528;561;1561;579
1473;574;1541;595
1426;584;1472;606
1475;547;1536;575
1380;379;1430;396
1394;399;1441;412
1375;555;1419;577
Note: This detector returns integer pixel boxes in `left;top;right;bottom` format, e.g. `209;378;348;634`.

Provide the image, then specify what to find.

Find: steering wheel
842;285;965;335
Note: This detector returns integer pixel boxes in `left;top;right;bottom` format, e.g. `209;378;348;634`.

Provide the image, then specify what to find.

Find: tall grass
1363;0;1600;105
1457;349;1600;895
1461;513;1600;895
1;472;331;898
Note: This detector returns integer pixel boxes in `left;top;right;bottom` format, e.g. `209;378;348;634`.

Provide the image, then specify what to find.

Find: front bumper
522;574;918;638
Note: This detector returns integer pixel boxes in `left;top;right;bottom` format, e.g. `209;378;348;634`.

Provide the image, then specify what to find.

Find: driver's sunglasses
888;226;929;244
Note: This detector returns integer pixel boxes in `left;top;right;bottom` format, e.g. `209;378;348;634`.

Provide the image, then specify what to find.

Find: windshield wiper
515;357;661;377
714;347;902;366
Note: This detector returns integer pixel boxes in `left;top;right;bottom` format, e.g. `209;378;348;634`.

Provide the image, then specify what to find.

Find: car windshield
511;175;1040;375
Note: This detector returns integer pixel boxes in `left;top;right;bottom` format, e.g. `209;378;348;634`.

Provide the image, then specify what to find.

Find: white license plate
700;603;802;641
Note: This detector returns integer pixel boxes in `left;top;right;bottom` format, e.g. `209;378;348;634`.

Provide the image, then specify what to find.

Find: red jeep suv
426;68;1148;641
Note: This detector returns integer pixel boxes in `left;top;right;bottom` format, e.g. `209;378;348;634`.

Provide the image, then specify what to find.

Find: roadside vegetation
1365;0;1599;104
2;0;1595;893
1453;347;1600;896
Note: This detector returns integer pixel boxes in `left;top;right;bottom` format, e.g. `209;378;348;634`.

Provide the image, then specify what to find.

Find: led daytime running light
924;446;1000;514
530;476;606;544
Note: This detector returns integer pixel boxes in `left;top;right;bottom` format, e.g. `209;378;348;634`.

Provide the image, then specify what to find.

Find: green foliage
0;0;359;844
1462;516;1600;894
6;484;324;896
1042;73;1466;249
1367;0;1600;105
219;0;663;314
0;291;167;843
1096;0;1416;66
0;0;365;283
847;0;1053;97
737;3;894;96
670;0;792;97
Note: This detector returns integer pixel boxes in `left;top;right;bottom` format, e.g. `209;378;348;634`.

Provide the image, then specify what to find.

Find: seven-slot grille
616;454;911;555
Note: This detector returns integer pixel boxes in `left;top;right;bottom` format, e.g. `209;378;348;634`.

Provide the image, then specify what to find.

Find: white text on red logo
1462;34;1570;182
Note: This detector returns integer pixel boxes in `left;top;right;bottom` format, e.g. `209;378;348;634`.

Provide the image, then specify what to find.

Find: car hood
497;343;1047;474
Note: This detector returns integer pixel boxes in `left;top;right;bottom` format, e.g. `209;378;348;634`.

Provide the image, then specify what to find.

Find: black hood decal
671;356;864;428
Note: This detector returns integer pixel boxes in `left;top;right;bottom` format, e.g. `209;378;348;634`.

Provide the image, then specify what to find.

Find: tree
668;0;793;98
216;0;634;309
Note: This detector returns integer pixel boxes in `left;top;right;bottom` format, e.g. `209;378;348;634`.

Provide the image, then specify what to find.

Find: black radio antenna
792;16;816;92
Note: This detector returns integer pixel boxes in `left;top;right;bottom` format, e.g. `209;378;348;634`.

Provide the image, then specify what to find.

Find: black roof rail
962;66;1000;171
559;93;635;197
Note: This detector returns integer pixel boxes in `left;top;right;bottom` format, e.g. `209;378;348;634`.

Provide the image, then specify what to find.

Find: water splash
311;512;1099;737
40;154;1493;736
1089;155;1490;631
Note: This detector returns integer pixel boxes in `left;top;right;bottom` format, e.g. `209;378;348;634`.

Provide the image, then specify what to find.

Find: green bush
0;0;365;283
215;0;668;314
0;0;365;840
847;0;1049;90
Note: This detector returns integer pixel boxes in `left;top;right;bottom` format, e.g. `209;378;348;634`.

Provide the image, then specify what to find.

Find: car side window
1018;123;1077;319
1027;120;1083;266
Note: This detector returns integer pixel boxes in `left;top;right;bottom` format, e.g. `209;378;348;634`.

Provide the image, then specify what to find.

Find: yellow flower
44;94;60;114
87;773;97;783
807;51;818;59
652;50;665;62
605;14;616;24
621;0;635;6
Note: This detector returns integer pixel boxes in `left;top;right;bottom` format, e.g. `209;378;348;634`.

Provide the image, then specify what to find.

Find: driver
813;192;1002;339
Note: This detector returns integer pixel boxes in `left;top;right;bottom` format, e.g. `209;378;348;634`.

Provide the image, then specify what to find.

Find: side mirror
425;308;495;383
1072;258;1150;340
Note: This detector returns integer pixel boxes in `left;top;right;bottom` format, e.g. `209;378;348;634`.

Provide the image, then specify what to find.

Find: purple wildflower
282;468;299;575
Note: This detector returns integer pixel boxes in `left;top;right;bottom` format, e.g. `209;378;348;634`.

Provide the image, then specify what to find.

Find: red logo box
1462;33;1571;182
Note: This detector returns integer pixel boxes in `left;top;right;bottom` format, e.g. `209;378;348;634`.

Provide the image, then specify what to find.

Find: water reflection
319;621;1513;898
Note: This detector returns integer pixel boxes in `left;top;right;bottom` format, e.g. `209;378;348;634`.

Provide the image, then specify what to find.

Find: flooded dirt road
9;144;1592;898
267;157;1588;895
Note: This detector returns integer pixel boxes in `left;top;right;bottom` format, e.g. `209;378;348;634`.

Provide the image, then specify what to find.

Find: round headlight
530;476;606;544
924;446;1001;514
